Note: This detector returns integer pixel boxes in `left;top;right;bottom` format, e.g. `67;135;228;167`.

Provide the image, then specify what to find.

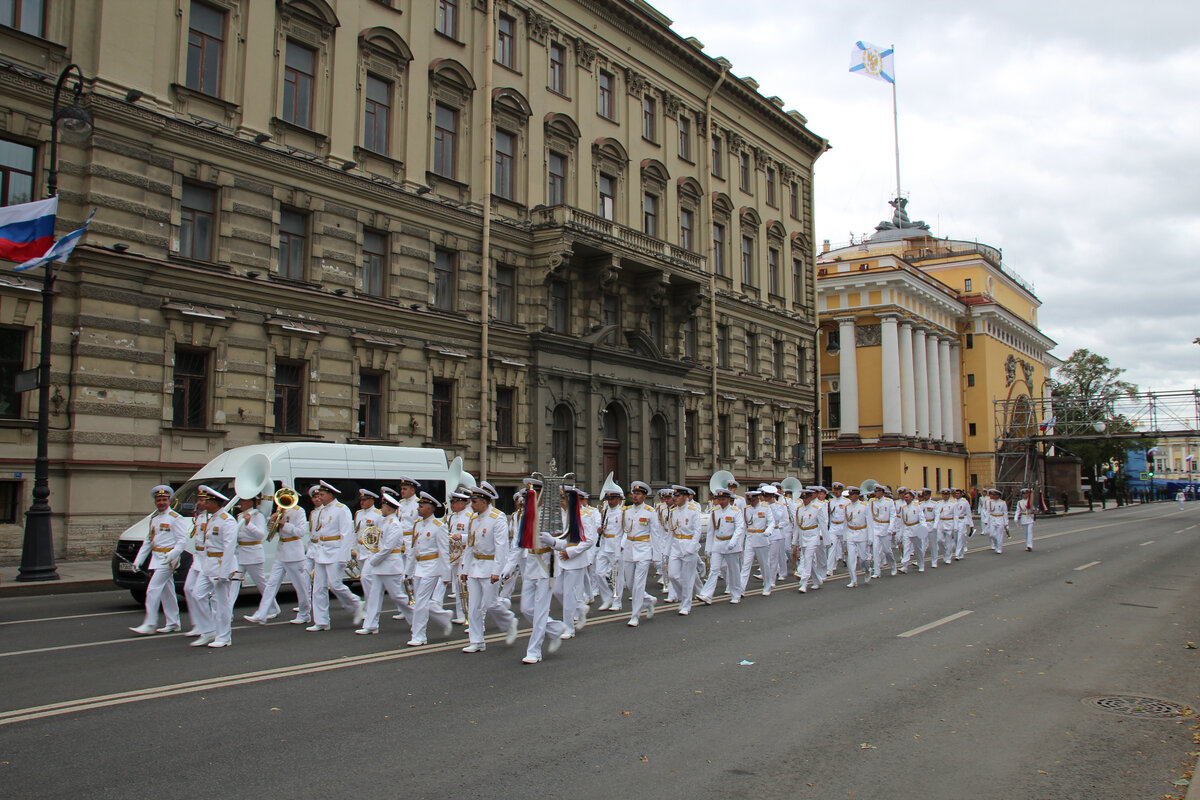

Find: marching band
129;472;1026;663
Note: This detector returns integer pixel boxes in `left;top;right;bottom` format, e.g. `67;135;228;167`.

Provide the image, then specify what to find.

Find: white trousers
871;533;897;576
954;524;971;559
668;553;699;613
254;558;311;621
770;538;789;580
740;544;774;593
620;560;653;618
357;558;374;608
212;578;236;644
929;524;954;565
312;562;361;626
231;561;278;618
1020;521;1034;549
797;541;825;589
845;539;871;586
141;566;180;628
902;531;927;570
700;551;743;600
363;573;411;630
825;530;846;579
450;569;467;620
467;575;515;646
410;576;451;643
519;576;565;659
184;568;214;635
987;523;1006;553
553;569;588;634
594;548;620;603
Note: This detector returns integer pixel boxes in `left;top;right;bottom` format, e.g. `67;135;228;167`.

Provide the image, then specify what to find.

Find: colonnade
835;315;962;443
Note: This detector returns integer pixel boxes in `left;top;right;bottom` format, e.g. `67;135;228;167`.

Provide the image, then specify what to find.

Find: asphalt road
1;504;1197;800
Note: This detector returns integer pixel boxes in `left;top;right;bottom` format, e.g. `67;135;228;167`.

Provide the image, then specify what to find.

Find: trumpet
267;487;299;540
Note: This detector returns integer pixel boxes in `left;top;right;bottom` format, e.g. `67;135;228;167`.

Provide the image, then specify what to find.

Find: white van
112;442;451;602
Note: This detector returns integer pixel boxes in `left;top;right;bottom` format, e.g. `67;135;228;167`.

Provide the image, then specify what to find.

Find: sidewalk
0;558;116;597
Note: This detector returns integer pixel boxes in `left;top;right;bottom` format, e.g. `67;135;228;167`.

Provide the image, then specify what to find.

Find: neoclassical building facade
0;0;826;558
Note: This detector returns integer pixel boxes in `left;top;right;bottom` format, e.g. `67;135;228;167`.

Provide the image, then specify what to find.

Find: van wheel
130;589;146;605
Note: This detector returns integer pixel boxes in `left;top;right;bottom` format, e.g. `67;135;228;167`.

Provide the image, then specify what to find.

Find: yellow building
816;202;1057;494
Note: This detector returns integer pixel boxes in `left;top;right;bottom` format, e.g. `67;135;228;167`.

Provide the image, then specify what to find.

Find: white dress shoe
546;635;562;654
406;639;426;647
440;617;453;637
698;595;713;605
797;585;808;594
678;609;690;616
729;597;741;605
354;628;378;635
207;640;231;648
462;643;486;653
559;631;575;640
393;613;407;620
156;624;181;633
505;619;520;646
183;627;201;637
243;615;266;625
305;624;330;632
129;624;157;635
290;617;311;625
762;587;772;597
190;634;215;647
452;617;467;625
521;655;541;664
627;618;639;627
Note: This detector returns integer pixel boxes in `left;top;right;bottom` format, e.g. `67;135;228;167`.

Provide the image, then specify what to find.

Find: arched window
650;414;668;483
552;404;574;472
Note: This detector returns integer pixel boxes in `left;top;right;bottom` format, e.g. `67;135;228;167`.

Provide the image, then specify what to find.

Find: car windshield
171;478;234;514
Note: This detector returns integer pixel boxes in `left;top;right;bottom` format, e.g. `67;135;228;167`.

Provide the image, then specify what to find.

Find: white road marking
1140;541;1155;546
898;610;973;639
1074;561;1102;571
0;611;129;627
0;622;283;659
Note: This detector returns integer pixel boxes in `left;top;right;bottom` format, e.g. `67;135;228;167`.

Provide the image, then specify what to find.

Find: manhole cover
1082;695;1189;719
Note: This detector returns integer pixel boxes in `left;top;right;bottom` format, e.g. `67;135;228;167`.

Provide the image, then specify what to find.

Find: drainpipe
704;62;728;474
479;0;494;482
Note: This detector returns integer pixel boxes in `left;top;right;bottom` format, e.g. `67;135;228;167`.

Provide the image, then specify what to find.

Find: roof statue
874;197;931;233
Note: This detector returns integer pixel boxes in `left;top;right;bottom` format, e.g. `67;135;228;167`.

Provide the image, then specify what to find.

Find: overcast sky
648;0;1200;392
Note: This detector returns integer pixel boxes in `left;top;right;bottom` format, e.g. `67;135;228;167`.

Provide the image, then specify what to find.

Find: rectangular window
828;392;841;428
680;208;694;252
495;129;515;200
966;333;974;349
433;103;458;179
495;386;515;446
431;380;453;443
186;1;224;97
713;222;726;276
682;316;696;359
497;14;515;69
642;193;657;237
0;480;18;523
547;151;566;206
433;249;455;310
279;209;307;280
794;424;808;464
550;280;570;333
598;173;615;220
273;360;303;434
0;328;26;419
774;338;785;376
363;74;391;155
358;371;383;439
601;294;619;344
0;138;35;206
766;167;777;206
746;334;757;374
1;0;42;36
678;115;691;161
964;278;973;291
642;95;656;142
741;236;754;286
549;43;565;94
775;420;786;461
922;466;929;487
768;247;780;296
716;324;730;368
797;345;807;382
179;183;216;262
718;414;731;459
738;151;750;192
967;373;976;387
495;265;515;323
362;229;386;296
747;418;759;460
792;258;803;302
685;410;698;457
711;135;722;177
789;181;800;219
436;0;457;38
283;41;316;129
598;71;614;119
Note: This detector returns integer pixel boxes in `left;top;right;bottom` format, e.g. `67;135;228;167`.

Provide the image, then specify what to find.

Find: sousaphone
709;470;736;495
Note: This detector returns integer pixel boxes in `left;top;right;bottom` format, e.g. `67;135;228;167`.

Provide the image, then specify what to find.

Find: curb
0;578;117;598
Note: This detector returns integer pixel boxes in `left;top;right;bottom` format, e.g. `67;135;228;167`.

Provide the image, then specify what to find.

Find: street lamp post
16;64;93;582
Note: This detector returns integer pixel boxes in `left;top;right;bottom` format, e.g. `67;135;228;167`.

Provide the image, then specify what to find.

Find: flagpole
891;45;901;202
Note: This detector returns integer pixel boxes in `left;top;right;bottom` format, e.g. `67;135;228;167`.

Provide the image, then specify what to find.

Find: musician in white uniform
460;483;518;653
666;486;702;616
245;489;312;625
740;490;776;596
930;488;955;567
844;487;871;588
231;495;277;618
356;493;410;635
699;488;746;603
129;485;188;635
406;492;454;646
984;488;1010;553
445;490;473;625
952;488;973;561
307;481;364;631
824;482;848;580
794;486;827;593
183;500;212;639
502;485;567;664
594;483;625;610
353;488;384;604
868;485;897;579
554;487;597;638
198;486;239;647
1014;488;1035;551
619;481;661;626
896;489;922;573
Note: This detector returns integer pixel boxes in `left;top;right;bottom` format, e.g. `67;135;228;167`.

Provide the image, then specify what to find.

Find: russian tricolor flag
0;197;58;263
517;487;538;549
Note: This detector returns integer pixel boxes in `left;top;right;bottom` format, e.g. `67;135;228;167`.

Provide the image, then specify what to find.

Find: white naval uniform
919;500;938;567
354;506;385;601
1014;497;1035;550
740;503;776;595
310;500;362;626
361;515;410;631
201;509;239;645
462;505;515;647
232;508;278;617
446;508;473;623
897;500;924;571
595;501;625;607
133;508;188;629
767;499;791;582
825;494;849;579
251;506;311;622
667;499;702;614
552;508;596;636
867;496;897;578
931;499;956;566
502;529;568;661
953;497;973;560
581;503;603;601
794;499;827;591
985;498;1009;553
618;502;662;621
407;515;452;644
700;505;746;601
844;500;870;586
184;511;214;636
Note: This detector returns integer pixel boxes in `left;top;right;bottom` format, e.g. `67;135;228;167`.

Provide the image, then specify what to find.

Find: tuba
709;470;736;495
781;477;804;496
860;478;879;495
267;487;299;540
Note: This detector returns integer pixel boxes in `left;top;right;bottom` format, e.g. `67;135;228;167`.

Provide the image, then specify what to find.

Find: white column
939;337;953;444
912;326;929;438
837;317;859;437
898;321;916;437
880;315;902;437
927;333;942;442
948;341;962;443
